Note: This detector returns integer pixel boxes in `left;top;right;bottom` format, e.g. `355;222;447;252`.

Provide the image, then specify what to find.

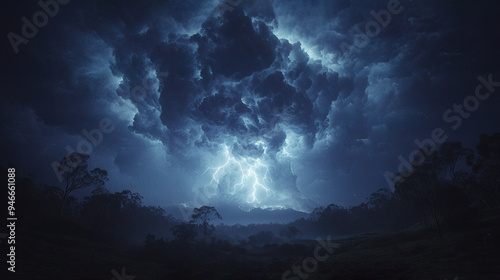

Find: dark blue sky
1;0;500;221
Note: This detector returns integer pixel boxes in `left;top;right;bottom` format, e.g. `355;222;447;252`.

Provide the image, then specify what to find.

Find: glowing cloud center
205;144;274;205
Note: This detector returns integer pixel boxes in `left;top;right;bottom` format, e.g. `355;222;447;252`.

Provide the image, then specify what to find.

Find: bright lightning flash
205;144;274;205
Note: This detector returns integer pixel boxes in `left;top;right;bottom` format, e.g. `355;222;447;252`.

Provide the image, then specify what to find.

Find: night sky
1;0;500;223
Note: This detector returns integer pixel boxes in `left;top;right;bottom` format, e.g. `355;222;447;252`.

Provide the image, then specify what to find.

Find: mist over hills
170;203;309;225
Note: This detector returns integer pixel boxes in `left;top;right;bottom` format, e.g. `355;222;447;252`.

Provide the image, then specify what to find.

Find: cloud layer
1;0;500;214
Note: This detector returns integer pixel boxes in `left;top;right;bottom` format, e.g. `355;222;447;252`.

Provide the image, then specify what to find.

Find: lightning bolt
205;144;273;204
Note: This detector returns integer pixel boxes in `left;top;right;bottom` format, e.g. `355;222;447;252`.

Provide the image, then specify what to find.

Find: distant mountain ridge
165;204;310;225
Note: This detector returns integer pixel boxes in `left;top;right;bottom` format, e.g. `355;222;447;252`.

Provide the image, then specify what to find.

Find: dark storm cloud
1;0;500;212
279;0;500;205
195;9;278;80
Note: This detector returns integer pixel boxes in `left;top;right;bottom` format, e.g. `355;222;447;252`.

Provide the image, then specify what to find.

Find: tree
279;225;300;240
394;168;433;228
367;188;393;209
469;133;500;207
311;206;325;221
55;153;108;217
190;206;222;241
394;147;446;235
394;142;472;237
437;142;472;180
170;223;197;244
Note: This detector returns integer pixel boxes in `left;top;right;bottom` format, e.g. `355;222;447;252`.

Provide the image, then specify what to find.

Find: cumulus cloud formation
1;0;500;215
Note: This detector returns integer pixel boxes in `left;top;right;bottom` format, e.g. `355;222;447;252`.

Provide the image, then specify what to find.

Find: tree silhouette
55;153;108;217
394;167;432;228
279;225;300;240
469;133;500;207
170;223;197;244
394;142;473;237
191;206;222;241
436;142;472;180
367;188;393;209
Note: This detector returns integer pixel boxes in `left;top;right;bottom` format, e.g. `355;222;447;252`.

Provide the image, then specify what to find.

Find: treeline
9;169;414;246
291;133;500;238
5;133;499;246
12;177;178;245
213;188;418;241
291;188;419;237
214;133;500;240
392;133;500;236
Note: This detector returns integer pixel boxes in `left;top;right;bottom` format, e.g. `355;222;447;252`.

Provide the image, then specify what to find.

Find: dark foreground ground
6;207;500;280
